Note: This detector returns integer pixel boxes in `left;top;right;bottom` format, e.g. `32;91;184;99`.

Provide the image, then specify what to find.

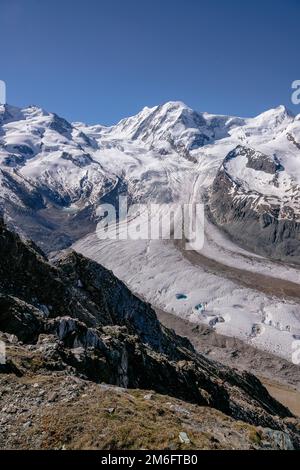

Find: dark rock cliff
208;146;300;264
0;218;299;447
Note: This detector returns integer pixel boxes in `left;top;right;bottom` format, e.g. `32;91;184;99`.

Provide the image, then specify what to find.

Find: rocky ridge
208;145;300;263
0;218;300;449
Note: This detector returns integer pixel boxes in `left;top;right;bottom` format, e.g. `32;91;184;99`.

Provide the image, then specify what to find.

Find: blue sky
1;0;300;124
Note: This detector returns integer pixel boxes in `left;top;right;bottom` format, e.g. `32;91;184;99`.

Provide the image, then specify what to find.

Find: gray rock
179;432;190;444
208;145;300;264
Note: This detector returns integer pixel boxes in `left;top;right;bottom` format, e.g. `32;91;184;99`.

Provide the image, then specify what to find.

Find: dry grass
2;375;256;450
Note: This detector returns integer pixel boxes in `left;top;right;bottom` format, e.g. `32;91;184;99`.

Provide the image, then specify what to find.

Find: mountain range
1;101;300;363
0;217;299;449
1;101;300;259
1;100;300;449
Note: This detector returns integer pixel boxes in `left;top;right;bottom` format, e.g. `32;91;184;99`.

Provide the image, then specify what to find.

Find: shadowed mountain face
0;218;300;449
208;145;300;263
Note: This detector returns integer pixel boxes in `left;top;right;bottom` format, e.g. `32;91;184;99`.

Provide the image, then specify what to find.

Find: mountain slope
1;101;300;261
0;104;120;250
1;100;300;367
88;101;245;152
0;218;300;449
207;144;300;262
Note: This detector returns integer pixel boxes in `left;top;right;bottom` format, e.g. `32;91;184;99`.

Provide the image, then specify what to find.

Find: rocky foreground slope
0;219;300;449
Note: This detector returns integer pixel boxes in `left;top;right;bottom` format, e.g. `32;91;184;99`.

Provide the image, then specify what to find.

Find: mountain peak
275;104;294;115
254;104;294;122
159;100;190;111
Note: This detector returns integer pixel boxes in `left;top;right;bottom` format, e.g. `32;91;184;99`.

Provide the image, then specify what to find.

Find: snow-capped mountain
1;100;300;362
208;107;300;263
0;104;118;249
0;101;246;251
1;101;300;260
208;144;300;263
0;102;300;261
0;104;113;206
80;101;245;153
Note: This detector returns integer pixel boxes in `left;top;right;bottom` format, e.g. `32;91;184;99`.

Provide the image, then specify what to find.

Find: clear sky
1;0;300;124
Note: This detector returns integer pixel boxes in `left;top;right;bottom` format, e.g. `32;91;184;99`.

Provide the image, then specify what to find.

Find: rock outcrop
208;145;300;263
1;218;300;449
